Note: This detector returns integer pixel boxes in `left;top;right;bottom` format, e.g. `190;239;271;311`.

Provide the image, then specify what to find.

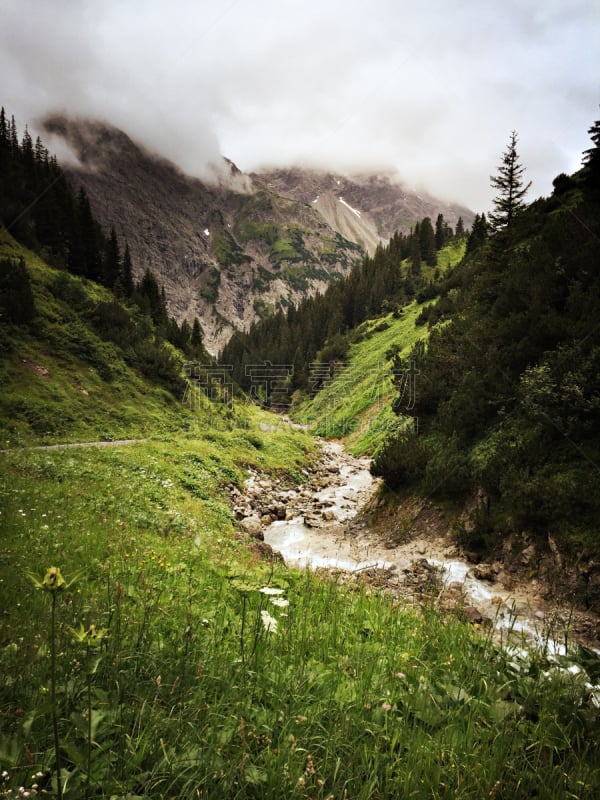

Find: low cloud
1;0;598;210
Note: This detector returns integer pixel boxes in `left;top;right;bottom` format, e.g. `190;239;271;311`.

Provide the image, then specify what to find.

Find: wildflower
395;672;406;680
382;702;392;712
70;624;108;648
271;598;289;608
260;610;278;633
259;586;285;595
28;566;76;594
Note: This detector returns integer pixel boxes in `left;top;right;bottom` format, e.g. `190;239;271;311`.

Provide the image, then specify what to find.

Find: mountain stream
235;439;599;656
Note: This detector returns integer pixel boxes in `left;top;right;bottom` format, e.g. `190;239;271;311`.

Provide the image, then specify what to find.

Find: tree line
373;119;600;573
221;212;468;393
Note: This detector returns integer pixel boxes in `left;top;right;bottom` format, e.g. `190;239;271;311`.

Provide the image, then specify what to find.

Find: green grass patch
199;266;221;303
1;436;598;798
212;232;251;269
295;302;431;455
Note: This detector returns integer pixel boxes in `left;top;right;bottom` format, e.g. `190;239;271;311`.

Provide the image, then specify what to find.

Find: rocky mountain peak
43;117;472;354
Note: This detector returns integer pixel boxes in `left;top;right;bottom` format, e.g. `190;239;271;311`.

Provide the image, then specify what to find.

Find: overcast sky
1;0;598;210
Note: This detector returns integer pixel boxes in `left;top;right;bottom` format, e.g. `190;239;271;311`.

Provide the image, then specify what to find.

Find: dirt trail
0;438;148;453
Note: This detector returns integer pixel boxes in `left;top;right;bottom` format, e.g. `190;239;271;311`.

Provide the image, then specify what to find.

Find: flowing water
263;442;595;656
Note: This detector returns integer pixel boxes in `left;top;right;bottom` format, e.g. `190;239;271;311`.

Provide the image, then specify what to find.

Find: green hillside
370;128;600;601
292;236;466;454
295;301;430;454
1;112;600;799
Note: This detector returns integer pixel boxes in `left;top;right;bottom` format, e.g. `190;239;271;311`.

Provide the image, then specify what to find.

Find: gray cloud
1;0;598;210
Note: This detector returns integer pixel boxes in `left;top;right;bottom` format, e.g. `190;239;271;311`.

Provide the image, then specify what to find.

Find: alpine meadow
1;94;600;800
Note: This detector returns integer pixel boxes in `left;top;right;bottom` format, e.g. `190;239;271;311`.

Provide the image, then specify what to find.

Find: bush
423;432;471;496
0;257;36;324
371;428;426;489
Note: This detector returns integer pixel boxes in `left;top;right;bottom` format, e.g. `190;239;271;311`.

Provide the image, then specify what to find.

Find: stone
520;544;536;567
270;503;287;520
241;516;263;539
463;606;483;625
472;564;497;582
251;541;284;563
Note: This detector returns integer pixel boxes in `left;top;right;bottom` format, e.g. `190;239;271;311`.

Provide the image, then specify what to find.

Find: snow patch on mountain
339;197;361;218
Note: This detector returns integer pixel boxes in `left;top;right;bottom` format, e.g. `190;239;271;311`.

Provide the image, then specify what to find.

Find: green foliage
380;124;600;556
281;263;331;291
2;440;598;798
371;427;426;488
298;302;434;455
199;266;221;304
0;232;190;444
0;256;36;324
212;231;251;268
489;130;532;231
269;225;313;265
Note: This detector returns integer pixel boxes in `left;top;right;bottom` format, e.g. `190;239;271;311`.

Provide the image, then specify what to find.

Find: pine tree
455;216;465;238
489;131;531;231
121;243;134;297
466;213;489;253
0;257;36;324
191;317;203;352
420;217;437;266
582;113;600;191
21;125;34;164
9;115;18;152
435;213;446;250
0;107;7;145
103;227;121;288
410;225;422;275
34;135;48;165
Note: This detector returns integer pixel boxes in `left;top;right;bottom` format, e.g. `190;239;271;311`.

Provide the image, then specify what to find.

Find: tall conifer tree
489;131;531;231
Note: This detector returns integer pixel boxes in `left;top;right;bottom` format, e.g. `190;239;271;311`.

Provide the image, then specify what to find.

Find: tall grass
1;434;599;798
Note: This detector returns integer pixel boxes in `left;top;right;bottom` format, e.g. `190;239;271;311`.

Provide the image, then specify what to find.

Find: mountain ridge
44;115;473;353
251;167;473;248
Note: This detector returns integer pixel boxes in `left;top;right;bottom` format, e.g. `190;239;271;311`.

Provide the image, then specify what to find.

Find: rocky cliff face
44;116;472;354
252;168;473;249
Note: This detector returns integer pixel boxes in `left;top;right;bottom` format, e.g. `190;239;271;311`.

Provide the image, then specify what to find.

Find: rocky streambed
231;438;600;651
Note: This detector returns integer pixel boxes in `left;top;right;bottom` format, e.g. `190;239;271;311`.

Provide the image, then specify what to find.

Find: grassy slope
295;302;429;454
295;239;466;455
2;437;599;799
1;235;599;798
0;230;191;446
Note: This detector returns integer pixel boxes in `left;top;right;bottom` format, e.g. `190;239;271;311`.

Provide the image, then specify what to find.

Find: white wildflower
260;609;278;633
259;586;285;595
271;598;290;607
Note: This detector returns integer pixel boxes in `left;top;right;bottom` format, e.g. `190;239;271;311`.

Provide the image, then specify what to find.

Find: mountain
43;116;472;353
251;168;473;252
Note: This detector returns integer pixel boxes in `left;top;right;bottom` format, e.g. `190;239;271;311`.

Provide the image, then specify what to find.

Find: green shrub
371;428;426;488
0;257;36;324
